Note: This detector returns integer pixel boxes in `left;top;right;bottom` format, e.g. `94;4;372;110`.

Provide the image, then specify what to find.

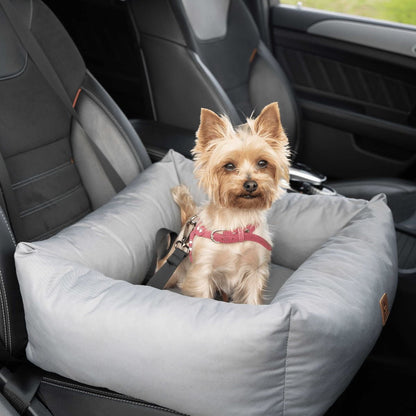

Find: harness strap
189;222;272;261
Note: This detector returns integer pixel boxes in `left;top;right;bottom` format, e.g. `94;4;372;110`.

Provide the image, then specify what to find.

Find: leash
146;216;197;289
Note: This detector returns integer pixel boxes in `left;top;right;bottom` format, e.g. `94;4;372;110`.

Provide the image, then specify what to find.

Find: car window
279;0;416;26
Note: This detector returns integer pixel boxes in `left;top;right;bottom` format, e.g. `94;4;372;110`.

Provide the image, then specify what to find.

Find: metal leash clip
175;215;198;254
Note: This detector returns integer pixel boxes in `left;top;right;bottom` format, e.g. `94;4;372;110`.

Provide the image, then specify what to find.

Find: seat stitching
0;211;16;353
0;286;8;352
41;380;186;414
0;270;11;353
42;377;145;401
20;184;83;218
12;161;72;190
0;210;16;246
0;55;28;82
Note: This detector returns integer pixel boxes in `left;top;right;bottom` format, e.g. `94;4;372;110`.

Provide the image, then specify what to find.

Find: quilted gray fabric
15;151;397;416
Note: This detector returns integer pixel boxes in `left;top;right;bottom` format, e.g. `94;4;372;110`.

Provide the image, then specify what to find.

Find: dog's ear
195;108;229;149
254;103;290;182
253;102;285;146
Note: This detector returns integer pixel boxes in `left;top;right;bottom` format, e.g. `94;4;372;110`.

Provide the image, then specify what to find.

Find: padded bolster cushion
15;151;397;416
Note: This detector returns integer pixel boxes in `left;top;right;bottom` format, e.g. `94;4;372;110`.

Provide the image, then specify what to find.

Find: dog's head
192;102;290;210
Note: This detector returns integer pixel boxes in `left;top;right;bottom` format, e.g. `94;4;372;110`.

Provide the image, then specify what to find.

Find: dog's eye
224;163;236;171
257;160;268;168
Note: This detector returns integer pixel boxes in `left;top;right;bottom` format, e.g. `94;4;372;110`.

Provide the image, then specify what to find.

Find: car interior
0;0;415;415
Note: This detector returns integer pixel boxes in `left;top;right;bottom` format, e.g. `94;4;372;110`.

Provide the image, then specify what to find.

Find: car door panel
271;5;416;180
308;20;416;58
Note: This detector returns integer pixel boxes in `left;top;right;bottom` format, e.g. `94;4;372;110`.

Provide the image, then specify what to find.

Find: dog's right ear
195;108;229;149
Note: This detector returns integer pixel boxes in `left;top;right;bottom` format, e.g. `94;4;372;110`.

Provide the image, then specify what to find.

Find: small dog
165;102;290;304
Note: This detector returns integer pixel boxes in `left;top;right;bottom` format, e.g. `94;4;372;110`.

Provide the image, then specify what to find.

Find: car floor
325;310;416;415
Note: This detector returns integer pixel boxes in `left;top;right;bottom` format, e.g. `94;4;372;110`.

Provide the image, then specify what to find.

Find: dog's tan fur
165;102;290;304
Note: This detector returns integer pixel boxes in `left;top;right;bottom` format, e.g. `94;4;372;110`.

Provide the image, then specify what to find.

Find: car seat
0;0;185;414
129;0;416;221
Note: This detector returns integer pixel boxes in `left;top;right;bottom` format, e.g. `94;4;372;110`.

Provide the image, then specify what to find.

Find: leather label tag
379;293;390;326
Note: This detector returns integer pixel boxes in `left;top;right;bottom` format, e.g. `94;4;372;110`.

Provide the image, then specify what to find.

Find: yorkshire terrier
165;102;290;305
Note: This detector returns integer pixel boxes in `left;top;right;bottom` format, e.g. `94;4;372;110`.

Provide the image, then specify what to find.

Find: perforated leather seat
0;0;181;414
130;0;416;222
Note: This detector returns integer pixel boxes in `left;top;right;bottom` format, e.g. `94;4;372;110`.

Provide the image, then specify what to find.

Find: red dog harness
188;221;272;262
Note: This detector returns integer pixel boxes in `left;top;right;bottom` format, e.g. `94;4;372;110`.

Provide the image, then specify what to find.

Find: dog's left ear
253;102;286;147
196;108;229;149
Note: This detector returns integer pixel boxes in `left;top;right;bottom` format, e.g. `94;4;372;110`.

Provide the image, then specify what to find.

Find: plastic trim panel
308;20;416;58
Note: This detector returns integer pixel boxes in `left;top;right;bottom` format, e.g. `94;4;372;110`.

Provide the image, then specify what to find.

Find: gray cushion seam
282;306;293;416
40;380;186;414
80;87;145;172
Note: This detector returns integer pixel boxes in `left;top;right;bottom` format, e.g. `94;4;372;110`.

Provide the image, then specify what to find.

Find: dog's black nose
243;180;258;193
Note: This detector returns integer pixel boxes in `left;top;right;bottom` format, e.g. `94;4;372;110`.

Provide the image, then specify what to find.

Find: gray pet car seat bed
15;151;397;416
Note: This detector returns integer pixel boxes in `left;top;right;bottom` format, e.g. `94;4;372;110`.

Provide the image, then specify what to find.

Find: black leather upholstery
131;0;416;216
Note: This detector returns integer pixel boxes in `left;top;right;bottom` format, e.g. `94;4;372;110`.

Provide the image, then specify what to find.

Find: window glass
280;0;416;26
